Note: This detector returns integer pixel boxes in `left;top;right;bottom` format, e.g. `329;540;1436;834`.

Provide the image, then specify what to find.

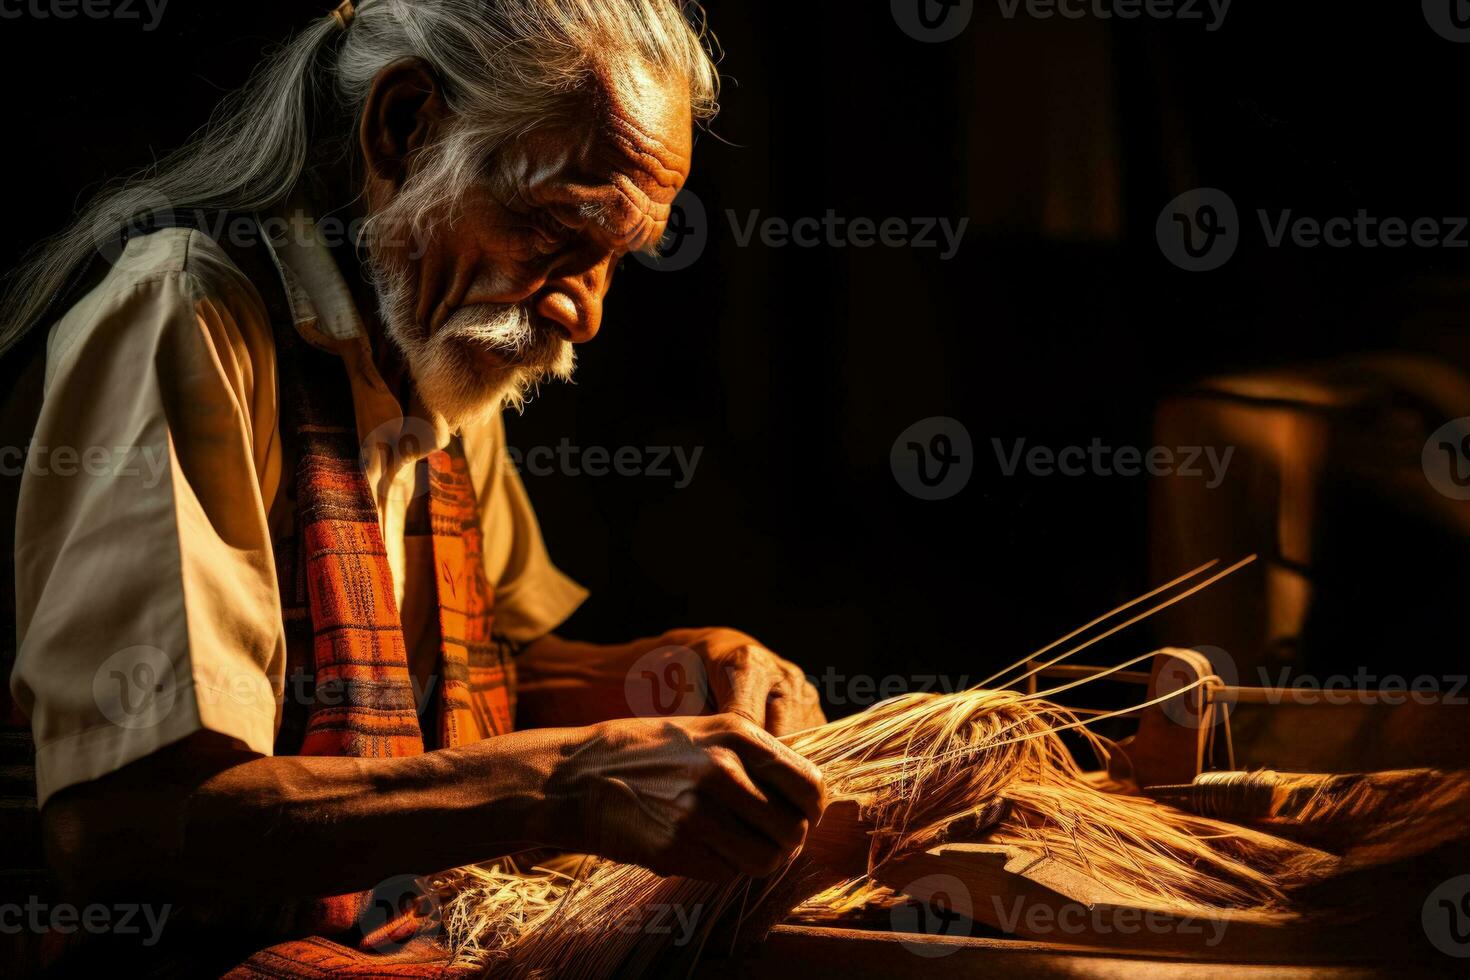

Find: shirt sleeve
10;230;286;807
463;414;588;644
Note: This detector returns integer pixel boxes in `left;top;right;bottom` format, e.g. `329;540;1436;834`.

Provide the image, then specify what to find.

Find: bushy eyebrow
573;197;667;257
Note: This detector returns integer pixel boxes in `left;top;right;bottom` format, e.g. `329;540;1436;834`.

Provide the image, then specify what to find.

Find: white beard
371;262;576;428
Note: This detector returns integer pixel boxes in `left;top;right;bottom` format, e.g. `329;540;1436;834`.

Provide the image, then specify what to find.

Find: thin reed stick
975;558;1220;689
994;555;1255;692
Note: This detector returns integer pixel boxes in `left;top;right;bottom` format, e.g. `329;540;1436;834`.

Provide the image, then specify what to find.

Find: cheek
439;191;554;293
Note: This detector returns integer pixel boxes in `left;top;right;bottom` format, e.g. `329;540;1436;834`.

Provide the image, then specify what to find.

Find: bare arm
41;727;570;903
513;632;676;728
43;715;825;905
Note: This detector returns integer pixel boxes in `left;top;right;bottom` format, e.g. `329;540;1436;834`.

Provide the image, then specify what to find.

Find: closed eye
528;210;579;254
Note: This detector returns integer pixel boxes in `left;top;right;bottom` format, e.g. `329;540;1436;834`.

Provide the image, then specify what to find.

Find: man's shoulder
48;226;276;372
109;225;267;306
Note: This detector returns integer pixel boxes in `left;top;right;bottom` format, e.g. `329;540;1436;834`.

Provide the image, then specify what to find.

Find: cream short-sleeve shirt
10;217;586;807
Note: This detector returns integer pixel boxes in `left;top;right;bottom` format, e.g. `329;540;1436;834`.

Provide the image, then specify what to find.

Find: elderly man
0;0;825;971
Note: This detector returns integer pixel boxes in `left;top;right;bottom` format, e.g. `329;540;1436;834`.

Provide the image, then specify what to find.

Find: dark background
4;1;1468;717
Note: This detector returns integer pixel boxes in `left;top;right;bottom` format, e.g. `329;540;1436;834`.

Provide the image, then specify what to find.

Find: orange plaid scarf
225;248;512;977
273;425;512;759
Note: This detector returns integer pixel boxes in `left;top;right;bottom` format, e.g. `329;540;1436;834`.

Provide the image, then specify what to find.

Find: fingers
652;835;741;884
708;643;771;731
707;641;825;736
765;688;796;737
704;746;810;854
683;793;795;879
722;697;767;731
716;721;826;825
765;669;826;737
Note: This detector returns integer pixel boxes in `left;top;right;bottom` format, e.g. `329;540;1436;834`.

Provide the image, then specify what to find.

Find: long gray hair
0;0;719;356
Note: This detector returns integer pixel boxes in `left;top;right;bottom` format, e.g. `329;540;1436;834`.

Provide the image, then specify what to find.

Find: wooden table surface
696;924;1460;979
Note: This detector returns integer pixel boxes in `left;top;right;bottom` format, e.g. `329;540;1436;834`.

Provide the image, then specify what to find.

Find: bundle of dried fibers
438;559;1349;975
441;688;1339;978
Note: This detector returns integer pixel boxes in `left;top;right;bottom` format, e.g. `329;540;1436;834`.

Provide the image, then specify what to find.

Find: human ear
359;58;449;186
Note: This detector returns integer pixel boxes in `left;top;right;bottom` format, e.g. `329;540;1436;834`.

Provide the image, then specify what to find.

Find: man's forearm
515;628;825;735
515;632;681;727
43;728;575;903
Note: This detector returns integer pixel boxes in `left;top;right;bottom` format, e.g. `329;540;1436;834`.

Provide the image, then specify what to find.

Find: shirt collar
257;199;453;456
259;199;372;350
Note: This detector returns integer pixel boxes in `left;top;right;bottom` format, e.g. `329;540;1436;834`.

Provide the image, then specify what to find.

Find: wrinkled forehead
507;61;693;214
594;59;695;183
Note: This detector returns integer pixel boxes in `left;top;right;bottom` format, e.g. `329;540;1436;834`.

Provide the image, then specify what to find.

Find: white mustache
368;249;575;421
441;302;537;355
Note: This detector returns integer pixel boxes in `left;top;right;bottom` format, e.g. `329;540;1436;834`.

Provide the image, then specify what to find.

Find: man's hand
667;627;828;737
516;629;829;736
543;713;826;882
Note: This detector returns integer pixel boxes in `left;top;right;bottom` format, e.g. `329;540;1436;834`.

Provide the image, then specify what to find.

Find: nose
534;254;614;343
